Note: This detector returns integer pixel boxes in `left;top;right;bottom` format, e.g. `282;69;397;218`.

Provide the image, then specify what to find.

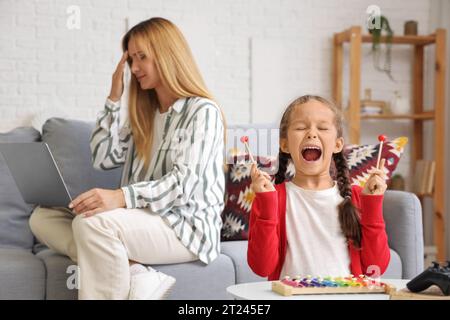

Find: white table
227;279;410;300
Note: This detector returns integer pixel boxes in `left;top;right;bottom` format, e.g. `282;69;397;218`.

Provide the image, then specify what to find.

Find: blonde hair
122;17;224;169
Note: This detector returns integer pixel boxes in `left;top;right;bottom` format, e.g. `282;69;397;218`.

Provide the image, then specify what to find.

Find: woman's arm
121;104;224;214
247;190;280;278
89;98;132;170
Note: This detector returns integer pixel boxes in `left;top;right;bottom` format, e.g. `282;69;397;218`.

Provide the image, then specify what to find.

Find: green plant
368;15;395;81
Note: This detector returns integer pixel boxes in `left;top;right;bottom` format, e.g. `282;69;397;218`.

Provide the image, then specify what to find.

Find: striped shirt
89;96;225;264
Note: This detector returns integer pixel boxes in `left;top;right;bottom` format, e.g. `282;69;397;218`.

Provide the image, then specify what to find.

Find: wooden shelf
333;26;447;261
361;34;436;46
335;31;436;46
417;193;434;198
361;111;435;120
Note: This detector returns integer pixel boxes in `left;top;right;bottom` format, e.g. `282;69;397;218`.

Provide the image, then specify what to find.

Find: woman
29;17;226;300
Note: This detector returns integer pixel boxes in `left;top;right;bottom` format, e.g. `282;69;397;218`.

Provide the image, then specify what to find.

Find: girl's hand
108;51;128;102
69;188;126;217
250;163;275;193
362;158;387;195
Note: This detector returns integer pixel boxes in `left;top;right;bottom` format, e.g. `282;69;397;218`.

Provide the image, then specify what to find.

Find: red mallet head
378;134;387;142
240;136;255;163
376;134;387;170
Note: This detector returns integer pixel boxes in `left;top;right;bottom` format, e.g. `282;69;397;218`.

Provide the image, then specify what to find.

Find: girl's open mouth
301;145;322;162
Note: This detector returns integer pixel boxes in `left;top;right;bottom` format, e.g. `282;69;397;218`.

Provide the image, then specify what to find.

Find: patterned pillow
344;136;408;187
221;154;277;241
220;137;408;241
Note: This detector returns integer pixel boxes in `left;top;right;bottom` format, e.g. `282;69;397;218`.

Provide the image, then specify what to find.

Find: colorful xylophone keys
281;274;383;289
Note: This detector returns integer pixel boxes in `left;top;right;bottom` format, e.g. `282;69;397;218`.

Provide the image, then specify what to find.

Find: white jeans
29;206;197;299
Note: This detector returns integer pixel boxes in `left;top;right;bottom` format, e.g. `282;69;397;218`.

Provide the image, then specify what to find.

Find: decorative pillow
221;154;276;241
344;136;408;188
220;137;408;241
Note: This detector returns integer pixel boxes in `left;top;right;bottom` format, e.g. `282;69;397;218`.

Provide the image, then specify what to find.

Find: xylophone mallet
240;136;256;163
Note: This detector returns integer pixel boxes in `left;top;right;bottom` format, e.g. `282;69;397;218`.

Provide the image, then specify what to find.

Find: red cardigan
247;182;390;280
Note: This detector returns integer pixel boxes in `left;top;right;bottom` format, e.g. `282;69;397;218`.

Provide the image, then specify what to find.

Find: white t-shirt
136;108;168;182
279;181;351;279
150;109;168;162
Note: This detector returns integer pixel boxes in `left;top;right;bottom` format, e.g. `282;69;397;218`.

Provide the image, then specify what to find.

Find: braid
275;150;291;184
333;151;362;249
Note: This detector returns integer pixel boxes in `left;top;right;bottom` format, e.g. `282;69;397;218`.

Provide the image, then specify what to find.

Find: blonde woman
29;17;226;300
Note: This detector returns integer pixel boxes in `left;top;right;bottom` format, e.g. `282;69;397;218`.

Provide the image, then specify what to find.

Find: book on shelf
413;159;435;196
361;106;383;115
360;99;389;115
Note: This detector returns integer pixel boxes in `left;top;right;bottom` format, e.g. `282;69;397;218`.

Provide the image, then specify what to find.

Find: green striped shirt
89;97;225;264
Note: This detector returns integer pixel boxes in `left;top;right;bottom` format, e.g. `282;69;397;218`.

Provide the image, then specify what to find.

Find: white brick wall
0;0;434;186
0;0;433;127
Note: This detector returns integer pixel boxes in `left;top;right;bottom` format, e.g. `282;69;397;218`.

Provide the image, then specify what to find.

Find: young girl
248;95;390;280
29;17;225;300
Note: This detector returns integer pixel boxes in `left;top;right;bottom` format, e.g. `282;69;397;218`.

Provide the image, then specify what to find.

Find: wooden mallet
240;136;256;163
376;134;387;169
371;134;387;194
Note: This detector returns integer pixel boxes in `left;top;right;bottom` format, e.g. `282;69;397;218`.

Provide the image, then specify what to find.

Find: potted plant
368;15;395;81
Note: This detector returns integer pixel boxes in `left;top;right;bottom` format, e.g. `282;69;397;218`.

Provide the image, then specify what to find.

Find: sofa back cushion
41;118;122;199
0;127;41;249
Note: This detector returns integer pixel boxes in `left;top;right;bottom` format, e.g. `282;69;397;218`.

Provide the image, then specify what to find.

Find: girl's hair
274;95;362;248
122;17;226;169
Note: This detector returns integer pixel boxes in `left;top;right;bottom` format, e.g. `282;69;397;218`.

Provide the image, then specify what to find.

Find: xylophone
272;275;396;296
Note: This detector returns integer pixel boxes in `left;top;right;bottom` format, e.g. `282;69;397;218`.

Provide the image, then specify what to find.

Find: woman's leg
29;205;78;262
71;208;197;300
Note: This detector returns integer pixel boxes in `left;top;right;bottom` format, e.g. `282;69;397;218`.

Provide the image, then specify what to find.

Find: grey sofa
0;118;424;300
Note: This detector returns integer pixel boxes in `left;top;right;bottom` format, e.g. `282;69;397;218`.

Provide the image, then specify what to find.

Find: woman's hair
274;95;362;248
122;17;225;169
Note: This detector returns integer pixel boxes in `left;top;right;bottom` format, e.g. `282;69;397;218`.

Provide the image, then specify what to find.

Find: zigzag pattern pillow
221;154;277;241
220;137;408;241
344;137;408;188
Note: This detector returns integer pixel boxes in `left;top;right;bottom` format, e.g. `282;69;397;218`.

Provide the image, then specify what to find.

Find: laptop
0;142;73;209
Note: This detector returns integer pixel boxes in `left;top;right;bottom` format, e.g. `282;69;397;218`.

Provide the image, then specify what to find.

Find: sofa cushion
0;248;46;299
0;127;41;249
36;248;235;300
41;118;122;199
154;255;235;300
383;249;402;279
35;249;78;300
220;240;266;284
382;190;423;279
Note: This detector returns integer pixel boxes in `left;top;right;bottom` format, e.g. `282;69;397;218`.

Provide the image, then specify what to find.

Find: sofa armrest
382;190;424;279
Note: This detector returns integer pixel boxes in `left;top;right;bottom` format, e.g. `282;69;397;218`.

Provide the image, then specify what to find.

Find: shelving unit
332;26;447;260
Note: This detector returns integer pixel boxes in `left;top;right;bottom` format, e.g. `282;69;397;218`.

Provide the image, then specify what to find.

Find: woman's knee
71;214;93;238
29;206;47;238
72;212;113;240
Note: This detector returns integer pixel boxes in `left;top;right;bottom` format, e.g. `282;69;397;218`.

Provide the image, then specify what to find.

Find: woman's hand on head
362;158;387;195
250;163;275;193
108;51;128;102
68;188;126;217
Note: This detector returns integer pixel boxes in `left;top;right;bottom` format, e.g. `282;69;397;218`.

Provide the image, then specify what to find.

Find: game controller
406;261;450;295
